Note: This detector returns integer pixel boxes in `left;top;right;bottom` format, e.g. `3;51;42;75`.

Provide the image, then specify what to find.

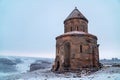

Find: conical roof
64;7;88;23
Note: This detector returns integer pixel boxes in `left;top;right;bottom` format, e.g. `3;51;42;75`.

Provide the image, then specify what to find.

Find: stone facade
52;7;100;72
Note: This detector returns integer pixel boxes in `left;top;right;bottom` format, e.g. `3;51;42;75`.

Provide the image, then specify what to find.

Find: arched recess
64;42;71;69
55;56;60;71
55;61;60;71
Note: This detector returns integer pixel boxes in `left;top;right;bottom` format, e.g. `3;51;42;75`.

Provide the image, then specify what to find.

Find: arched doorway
55;61;60;71
64;42;70;69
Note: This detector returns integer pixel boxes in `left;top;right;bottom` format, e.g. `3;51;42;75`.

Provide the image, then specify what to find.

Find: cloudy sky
0;0;120;59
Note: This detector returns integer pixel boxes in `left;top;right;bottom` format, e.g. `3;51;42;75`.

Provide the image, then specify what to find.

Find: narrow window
92;46;94;53
58;47;59;54
70;27;72;31
80;45;82;53
76;26;78;31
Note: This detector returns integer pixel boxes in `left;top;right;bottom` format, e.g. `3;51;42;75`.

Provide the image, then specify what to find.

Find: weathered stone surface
52;7;100;72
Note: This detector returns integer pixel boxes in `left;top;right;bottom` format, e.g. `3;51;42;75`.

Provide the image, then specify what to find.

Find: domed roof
64;7;88;23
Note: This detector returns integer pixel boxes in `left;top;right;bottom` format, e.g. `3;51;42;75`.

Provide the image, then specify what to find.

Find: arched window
80;45;82;53
76;26;78;31
70;27;72;31
92;46;94;53
57;47;60;54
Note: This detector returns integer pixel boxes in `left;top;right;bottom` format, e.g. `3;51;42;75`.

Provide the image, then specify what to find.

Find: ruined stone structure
52;7;100;72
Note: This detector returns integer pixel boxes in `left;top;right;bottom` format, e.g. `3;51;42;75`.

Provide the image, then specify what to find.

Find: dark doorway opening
55;61;60;71
64;42;70;69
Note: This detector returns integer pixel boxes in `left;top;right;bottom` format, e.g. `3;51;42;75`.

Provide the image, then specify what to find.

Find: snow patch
64;31;86;35
12;67;120;80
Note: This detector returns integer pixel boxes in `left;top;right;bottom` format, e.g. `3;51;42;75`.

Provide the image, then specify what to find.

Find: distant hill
100;58;120;65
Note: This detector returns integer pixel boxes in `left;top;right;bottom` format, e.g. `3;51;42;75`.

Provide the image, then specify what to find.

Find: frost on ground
1;56;120;80
5;67;120;80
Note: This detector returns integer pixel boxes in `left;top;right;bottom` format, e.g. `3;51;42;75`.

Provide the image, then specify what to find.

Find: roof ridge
64;7;88;23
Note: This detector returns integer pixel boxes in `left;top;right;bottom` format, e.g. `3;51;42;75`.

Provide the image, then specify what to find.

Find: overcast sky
0;0;120;59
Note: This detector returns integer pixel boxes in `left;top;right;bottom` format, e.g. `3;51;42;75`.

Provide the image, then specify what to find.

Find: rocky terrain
0;56;120;80
30;60;52;71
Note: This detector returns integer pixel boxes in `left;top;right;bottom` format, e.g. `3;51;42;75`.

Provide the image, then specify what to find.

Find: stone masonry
52;7;100;72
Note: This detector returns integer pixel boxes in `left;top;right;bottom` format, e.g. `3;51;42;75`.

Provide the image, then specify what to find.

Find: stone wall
52;34;99;72
52;8;100;72
64;19;88;33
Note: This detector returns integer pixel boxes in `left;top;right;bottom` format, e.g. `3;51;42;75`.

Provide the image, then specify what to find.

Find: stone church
52;7;100;72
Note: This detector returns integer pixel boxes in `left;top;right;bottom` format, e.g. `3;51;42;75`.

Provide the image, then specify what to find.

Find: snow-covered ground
0;56;53;80
0;56;120;80
4;67;120;80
